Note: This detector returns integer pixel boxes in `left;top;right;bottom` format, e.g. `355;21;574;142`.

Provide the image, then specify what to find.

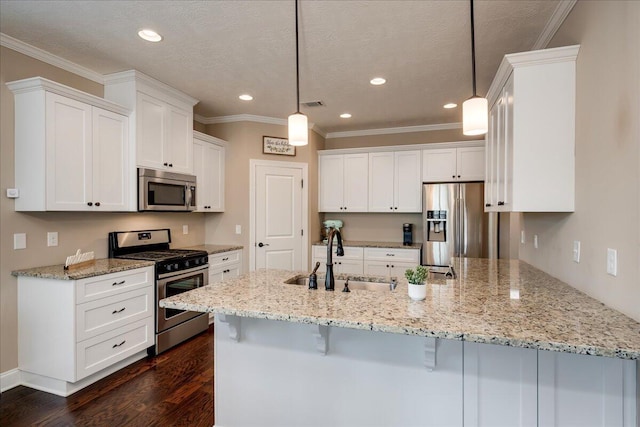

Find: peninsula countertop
159;258;640;360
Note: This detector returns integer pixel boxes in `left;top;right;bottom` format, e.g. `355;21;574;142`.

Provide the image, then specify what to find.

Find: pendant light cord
470;0;477;97
295;0;301;114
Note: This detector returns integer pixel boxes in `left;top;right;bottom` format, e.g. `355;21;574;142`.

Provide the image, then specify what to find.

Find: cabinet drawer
76;317;153;381
312;245;363;260
76;287;154;342
209;250;241;269
364;248;420;263
209;265;241;284
76;267;153;304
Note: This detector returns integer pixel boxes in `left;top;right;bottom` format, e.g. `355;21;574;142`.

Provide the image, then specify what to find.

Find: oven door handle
157;264;209;280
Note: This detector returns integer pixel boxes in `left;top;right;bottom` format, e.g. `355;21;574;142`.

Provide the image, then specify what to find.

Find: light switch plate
573;240;580;263
47;231;58;247
235;225;242;235
533;235;538;249
14;233;26;250
182;225;189;235
606;248;617;276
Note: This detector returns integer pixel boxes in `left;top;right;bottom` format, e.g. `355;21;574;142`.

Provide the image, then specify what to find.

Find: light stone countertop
181;244;244;255
313;240;423;250
159;257;640;360
12;258;155;280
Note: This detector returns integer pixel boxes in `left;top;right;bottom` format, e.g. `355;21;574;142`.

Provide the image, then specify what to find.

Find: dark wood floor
0;325;214;427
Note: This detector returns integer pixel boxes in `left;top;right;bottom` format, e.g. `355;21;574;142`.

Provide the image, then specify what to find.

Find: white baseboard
0;368;21;393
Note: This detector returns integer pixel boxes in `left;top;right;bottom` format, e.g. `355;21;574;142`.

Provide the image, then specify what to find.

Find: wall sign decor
263;136;296;156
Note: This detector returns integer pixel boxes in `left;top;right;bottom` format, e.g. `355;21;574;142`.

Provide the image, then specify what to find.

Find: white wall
520;1;640;321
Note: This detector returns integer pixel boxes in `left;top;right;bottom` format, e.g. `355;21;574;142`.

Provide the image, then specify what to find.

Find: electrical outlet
520;230;525;244
606;248;617;276
533;235;538;249
572;240;580;263
182;225;189;235
235;225;242;235
47;231;58;247
14;233;26;250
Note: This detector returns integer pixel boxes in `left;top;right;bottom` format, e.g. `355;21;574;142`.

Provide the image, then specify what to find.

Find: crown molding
325;122;462;139
0;33;104;84
103;70;199;106
195;113;326;138
531;0;577;50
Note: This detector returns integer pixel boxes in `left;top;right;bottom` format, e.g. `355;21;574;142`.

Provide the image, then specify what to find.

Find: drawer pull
112;340;126;349
223;269;230;273
112;280;126;286
112;307;126;314
386;253;395;257
222;257;229;261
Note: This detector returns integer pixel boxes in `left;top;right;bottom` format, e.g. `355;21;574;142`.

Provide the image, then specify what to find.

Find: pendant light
462;0;488;136
288;0;308;146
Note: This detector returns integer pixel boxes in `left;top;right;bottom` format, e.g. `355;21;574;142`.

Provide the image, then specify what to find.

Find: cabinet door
388;262;416;279
363;260;390;277
343;153;368;212
485;102;500;211
368;152;394;212
193;139;209;211
136;92;166;170
456;147;485;181
422;148;457;182
318;155;344;212
45;92;93;210
394;150;421;212
165;103;193;174
92;107;130;211
502;75;514;210
336;259;364;275
207;143;225;211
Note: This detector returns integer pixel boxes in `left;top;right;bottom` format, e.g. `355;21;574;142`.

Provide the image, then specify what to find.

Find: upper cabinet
422;146;485;182
485;45;579;212
104;70;198;175
7;77;134;212
368;150;421;212
193;131;226;212
318;153;368;212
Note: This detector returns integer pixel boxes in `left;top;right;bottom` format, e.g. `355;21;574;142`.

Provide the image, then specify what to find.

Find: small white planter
408;283;427;301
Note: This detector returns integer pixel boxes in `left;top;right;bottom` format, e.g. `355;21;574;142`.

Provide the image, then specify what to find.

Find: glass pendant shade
288;112;308;146
462;96;488;136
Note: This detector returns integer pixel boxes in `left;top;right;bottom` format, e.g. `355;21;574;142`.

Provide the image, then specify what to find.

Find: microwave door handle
185;185;192;209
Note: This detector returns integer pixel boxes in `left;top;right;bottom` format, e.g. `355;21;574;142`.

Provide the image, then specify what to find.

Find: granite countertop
182;244;243;255
160;257;640;360
12;258;155;280
313;240;423;250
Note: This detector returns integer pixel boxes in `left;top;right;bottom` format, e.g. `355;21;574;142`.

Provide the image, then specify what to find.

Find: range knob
173;263;179;271
184;260;190;268
164;264;172;272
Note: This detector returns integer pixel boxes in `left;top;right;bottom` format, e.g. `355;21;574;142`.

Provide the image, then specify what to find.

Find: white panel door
342;153;368;212
456;147;485;181
136;92;165;170
45;92;93;210
368;152;394;212
207;143;225;211
166;103;192;174
318;154;344;212
422;148;457;182
255;165;303;271
394;150;422;212
92;107;129;211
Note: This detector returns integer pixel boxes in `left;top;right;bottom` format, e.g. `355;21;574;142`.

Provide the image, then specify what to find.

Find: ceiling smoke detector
301;100;324;107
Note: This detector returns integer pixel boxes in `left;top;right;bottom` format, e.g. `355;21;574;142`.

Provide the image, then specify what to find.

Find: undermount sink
285;276;395;291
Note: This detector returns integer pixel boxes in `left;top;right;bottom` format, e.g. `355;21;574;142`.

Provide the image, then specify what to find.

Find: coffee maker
403;223;413;246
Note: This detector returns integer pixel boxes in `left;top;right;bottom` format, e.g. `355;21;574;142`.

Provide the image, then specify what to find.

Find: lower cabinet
17;266;154;396
312;245;421;278
311;245;364;275
208;250;243;283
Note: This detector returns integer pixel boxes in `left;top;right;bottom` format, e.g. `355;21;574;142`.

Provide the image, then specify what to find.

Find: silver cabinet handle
112;307;126;314
112;280;126;286
112;340;126;348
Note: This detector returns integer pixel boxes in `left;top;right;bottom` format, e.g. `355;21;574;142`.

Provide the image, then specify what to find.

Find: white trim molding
532;0;578;50
0;33;104;84
0;368;21;393
325;122;462;139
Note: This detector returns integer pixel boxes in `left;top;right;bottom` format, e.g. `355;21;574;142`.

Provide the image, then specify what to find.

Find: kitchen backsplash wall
520;0;640;322
0;46;206;373
321;213;423;244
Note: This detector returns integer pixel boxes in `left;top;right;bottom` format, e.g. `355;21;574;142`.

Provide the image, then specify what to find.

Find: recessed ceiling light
444;103;458;109
370;77;386;86
138;29;162;42
340;113;352;119
239;94;253;101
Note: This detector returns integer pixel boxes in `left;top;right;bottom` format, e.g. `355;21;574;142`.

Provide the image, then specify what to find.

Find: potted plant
405;265;429;301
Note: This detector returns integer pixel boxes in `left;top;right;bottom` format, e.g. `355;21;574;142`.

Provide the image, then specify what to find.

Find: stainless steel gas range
108;228;209;355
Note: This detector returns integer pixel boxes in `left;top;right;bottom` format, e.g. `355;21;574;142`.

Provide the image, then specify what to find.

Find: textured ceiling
0;0;561;133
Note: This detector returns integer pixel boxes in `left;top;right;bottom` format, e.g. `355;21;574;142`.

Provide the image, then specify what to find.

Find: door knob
258;242;270;247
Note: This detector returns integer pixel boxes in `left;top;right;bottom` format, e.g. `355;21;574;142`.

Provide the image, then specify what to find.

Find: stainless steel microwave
138;168;196;211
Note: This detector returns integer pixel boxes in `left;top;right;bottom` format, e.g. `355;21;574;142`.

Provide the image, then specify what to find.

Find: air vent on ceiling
301;100;324;107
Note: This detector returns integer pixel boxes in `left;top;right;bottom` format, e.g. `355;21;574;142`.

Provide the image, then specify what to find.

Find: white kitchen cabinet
311;245;364;275
368;150;421;212
17;266;154;396
104;70;198;175
312;245;421;278
318;153;368;212
422;146;485;183
485;45;579;212
208;250;243;283
193;131;226;212
7;77;133;212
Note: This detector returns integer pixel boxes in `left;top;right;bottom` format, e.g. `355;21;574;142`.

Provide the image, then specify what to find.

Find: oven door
157;265;208;332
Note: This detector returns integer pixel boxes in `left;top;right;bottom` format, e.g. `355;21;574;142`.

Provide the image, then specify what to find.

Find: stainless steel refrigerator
422;182;497;270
